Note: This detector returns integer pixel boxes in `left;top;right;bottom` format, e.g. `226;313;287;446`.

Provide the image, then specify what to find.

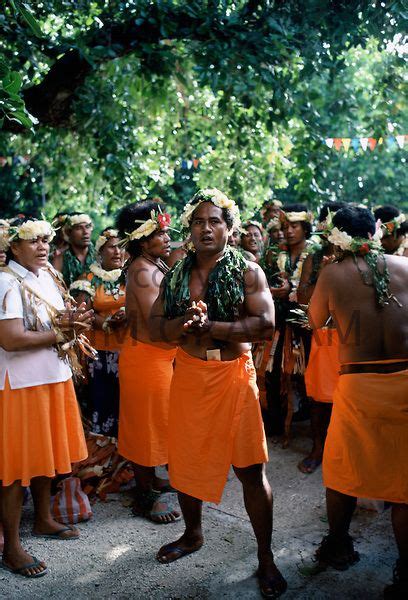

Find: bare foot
297;453;322;474
32;517;79;539
2;547;47;577
0;522;4;553
157;533;203;563
257;552;287;598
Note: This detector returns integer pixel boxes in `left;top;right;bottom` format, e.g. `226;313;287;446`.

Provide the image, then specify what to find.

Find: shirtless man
150;189;287;598
309;206;408;598
116;201;180;524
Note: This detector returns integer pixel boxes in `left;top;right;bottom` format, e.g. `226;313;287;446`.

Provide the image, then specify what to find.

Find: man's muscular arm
209;262;275;342
308;264;333;329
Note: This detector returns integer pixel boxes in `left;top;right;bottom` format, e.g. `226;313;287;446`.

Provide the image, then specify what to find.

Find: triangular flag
386;136;395;148
186;160;193;169
351;138;360;152
377;137;383;145
360;138;369;151
0;157;7;167
193;158;199;169
368;138;377;151
333;138;343;150
325;138;334;148
342;138;351;151
181;159;187;169
396;135;405;149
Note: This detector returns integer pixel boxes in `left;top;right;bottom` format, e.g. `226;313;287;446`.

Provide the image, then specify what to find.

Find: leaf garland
163;246;247;322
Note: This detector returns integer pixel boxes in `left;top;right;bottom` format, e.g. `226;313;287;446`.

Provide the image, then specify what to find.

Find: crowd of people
0;191;407;599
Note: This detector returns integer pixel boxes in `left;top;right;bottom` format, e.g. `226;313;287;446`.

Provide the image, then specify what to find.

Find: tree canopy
0;1;407;225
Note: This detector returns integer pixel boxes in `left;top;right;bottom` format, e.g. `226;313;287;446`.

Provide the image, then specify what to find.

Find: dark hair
373;205;407;235
318;201;347;222
116;200;163;258
189;195;234;230
333;206;375;238
283;203;312;238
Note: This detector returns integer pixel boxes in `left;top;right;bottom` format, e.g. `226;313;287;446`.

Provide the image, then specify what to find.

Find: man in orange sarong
116;201;179;524
150;189;287;599
297;201;345;474
308;206;408;598
0;217;91;578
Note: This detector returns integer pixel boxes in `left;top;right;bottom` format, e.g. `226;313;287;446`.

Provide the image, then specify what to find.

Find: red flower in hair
157;213;171;229
359;243;370;255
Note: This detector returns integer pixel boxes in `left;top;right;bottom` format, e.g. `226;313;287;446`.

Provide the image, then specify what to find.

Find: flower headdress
121;206;174;247
381;213;406;237
283;211;314;224
322;219;400;308
180;188;241;229
260;199;283;219
66;214;93;227
1;219;55;250
95;229;119;253
0;219;11;251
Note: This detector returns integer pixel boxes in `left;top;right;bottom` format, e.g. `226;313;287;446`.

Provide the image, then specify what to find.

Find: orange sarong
168;348;268;504
323;366;408;503
0;377;87;487
305;328;340;403
118;341;177;467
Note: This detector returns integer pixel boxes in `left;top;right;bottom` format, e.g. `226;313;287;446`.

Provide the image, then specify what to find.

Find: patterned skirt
88;350;120;438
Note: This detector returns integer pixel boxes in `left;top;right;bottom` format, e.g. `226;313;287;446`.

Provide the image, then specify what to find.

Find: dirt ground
0;422;396;599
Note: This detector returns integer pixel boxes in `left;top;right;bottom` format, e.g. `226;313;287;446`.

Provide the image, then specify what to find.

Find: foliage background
0;1;406;231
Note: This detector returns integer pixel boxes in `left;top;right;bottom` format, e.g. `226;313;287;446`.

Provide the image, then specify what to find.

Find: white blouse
0;260;72;390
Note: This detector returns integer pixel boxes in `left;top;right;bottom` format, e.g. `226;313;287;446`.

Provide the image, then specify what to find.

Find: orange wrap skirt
0;377;87;487
323;367;408;503
168;349;268;504
305;328;340;403
118;341;177;467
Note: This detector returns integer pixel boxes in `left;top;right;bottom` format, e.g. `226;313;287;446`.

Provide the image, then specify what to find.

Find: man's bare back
309;254;408;363
127;257;174;350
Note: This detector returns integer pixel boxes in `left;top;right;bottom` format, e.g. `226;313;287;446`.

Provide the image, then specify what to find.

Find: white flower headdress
3;219;55;250
180;188;241;229
284;211;314;223
121;206;175;247
67;214;93;227
95;229;119;253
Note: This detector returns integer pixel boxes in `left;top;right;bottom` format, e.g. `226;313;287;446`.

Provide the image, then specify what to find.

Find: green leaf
17;2;43;38
3;71;22;95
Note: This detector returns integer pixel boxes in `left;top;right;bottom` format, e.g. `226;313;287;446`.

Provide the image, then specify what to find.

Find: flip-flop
1;556;48;578
256;569;288;598
150;492;181;524
31;525;79;540
156;541;202;564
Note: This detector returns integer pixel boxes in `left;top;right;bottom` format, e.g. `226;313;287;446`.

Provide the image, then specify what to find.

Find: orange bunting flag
368;138;377;151
342;138;351;152
193;158;199;169
333;138;343;151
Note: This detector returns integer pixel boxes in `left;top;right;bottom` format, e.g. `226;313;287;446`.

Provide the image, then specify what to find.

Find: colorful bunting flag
368;138;377;151
325;138;334;148
351;138;360;152
396;135;405;149
333;138;343;150
342;138;351;152
360;138;369;151
386;137;396;148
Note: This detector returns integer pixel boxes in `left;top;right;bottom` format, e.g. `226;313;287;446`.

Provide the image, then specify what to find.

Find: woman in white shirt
0;218;92;578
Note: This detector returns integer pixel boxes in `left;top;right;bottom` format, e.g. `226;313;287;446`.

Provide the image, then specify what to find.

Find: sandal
256;568;288;598
1;556;48;578
150;491;181;524
156;539;203;564
131;489;160;517
315;533;360;571
32;525;79;540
